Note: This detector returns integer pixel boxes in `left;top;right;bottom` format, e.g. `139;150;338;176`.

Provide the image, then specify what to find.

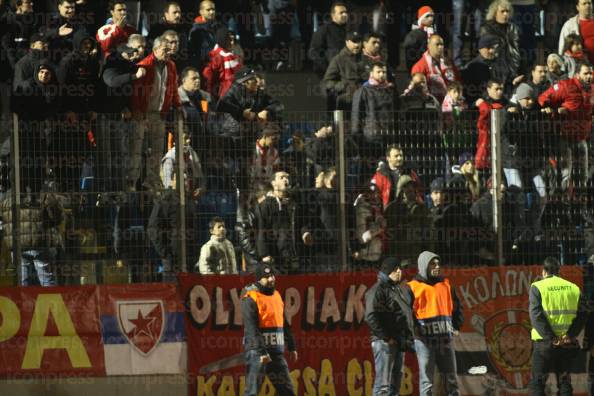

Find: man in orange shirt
408;251;464;396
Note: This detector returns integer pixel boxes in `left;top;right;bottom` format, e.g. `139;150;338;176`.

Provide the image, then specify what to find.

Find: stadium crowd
0;0;594;285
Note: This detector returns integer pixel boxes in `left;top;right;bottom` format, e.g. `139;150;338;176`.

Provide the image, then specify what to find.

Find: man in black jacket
308;1;349;78
188;0;221;72
147;1;190;70
12;33;49;91
40;0;87;63
365;257;414;395
256;170;313;274
99;43;146;192
240;263;298;396
461;34;501;104
351;61;397;157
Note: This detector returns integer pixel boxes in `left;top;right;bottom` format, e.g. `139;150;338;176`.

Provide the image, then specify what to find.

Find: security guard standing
528;257;587;396
240;264;298;396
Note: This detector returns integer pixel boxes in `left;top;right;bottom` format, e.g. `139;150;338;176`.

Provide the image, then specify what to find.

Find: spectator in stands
403;5;436;70
559;0;594;65
236;181;269;272
127;34;146;61
400;73;440;111
305;125;337;174
256;170;314;274
160;131;205;196
57;29;100;121
161;29;188;71
411;34;459;103
525;63;550;98
178;66;213;160
371;145;424;208
546;53;568;85
217;67;283;194
480;0;523;88
147;188;193;282
354;181;386;268
384;175;429;264
461;34;501;103
322;30;366;111
189;0;221;71
96;0;136;57
351;62;398;156
563;34;590;78
202;26;241;99
12;33;49;90
475;80;508;173
506;83;547;241
308;1;348;78
99;44;146;192
148;1;190;69
40;0;86;63
450;152;483;202
250;124;281;185
2;0;39;72
1;192;65;286
130;36;181;192
441;81;467;114
360;33;386;76
12;60;62;193
196;216;237;274
539;63;593;189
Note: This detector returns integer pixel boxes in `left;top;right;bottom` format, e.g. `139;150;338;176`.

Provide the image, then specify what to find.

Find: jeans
513;5;537;67
452;0;482;67
372;340;404;395
528;341;576;396
244;350;295;396
21;249;56;286
414;338;459;396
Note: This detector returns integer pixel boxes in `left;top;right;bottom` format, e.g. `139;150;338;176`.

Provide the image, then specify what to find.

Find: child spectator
196;217;238;274
442;81;467;114
563;33;590;77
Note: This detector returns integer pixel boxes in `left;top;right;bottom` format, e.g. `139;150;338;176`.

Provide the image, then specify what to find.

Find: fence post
490;109;504;266
175;111;187;273
10;113;22;285
333;110;348;271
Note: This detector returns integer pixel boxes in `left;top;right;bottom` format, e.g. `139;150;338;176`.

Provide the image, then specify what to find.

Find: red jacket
371;164;424;208
131;53;181;115
411;51;459;102
475;99;506;169
538;77;594;141
202;44;242;98
96;23;137;56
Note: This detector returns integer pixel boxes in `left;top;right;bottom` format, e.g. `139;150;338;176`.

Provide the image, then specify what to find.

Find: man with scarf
411;34;459;104
241;263;298;395
403;5;437;70
351;61;398;160
539;63;593;190
408;251;463;396
365;257;414;395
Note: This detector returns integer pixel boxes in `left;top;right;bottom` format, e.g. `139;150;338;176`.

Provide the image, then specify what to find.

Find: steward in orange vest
408;251;463;395
240;264;297;396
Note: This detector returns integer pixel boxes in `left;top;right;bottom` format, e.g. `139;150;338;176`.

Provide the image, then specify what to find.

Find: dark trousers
529;341;577;396
244;350;295;396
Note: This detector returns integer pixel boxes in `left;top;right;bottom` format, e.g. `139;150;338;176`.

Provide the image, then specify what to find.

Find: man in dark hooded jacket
188;0;221;72
365;257;414;395
13;33;49;91
12;59;62;193
408;251;463;396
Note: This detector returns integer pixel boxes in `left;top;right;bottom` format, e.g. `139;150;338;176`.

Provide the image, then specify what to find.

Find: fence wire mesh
2;108;593;285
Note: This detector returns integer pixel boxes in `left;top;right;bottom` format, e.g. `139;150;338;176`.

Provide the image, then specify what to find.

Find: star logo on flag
117;300;165;356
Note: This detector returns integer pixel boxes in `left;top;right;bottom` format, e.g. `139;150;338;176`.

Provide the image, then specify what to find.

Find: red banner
0;285;106;377
178;272;418;396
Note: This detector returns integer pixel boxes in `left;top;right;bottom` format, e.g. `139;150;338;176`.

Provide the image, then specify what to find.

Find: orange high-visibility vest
245;289;285;352
408;278;454;336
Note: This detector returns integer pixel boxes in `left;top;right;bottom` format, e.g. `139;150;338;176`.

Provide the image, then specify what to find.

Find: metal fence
1;108;592;286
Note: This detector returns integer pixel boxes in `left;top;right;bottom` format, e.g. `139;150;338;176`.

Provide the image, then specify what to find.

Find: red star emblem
129;309;155;338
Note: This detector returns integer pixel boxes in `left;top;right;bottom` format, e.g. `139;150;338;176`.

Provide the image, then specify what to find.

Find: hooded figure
408;251;464;396
13;34;50;91
13;59;61;120
57;29;100;114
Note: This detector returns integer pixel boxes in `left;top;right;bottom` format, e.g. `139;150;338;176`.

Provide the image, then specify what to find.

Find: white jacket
559;15;580;54
196;236;238;274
